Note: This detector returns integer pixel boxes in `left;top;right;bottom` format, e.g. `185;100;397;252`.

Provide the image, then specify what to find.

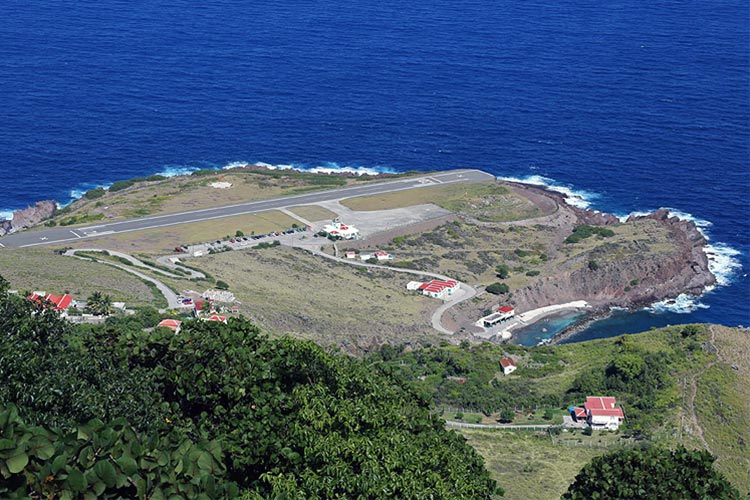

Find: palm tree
86;291;113;316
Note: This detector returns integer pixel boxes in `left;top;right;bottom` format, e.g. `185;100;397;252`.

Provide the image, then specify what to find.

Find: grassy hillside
0;248;159;307
371;325;749;496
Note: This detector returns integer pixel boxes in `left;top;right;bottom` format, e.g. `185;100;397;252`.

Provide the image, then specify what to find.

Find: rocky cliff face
0;200;57;236
510;208;715;312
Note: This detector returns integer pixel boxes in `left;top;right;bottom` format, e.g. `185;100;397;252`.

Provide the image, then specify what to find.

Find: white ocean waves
157;165;201;177
496;174;599;209
251;161;395;176
704;242;743;286
646;294;710;314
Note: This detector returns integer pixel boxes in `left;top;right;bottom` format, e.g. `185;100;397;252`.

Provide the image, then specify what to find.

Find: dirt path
682;326;721;453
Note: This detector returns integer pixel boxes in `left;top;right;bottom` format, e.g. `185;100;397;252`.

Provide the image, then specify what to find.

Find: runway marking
70;230;82;238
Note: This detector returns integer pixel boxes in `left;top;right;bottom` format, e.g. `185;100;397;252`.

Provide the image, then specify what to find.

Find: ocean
2;0;748;341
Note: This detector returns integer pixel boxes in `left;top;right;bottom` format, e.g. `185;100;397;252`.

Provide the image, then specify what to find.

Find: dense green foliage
0;405;237;499
83;187;106;200
564;225;616;244
0;276;497;499
372;327;708;433
486;282;510;295
563;445;740;499
494;265;510;279
108;180;136;192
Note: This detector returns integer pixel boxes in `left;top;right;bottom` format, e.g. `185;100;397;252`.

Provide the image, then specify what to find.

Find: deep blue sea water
2;1;748;340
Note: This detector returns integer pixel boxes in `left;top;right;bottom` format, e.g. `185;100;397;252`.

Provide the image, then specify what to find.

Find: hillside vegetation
369;325;750;495
0;275;497;499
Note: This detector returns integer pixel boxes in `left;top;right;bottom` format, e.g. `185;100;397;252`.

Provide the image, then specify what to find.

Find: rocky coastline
492;183;716;345
0;200;57;236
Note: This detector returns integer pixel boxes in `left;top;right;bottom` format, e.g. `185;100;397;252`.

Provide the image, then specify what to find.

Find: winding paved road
64;249;182;310
0;169;494;249
303;247;477;334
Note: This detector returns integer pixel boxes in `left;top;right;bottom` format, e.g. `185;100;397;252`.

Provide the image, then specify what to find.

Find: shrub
83;187;105;200
215;280;229;290
588;260;600;271
108;180;136;192
495;264;510;279
565;225;616;244
486;283;510;295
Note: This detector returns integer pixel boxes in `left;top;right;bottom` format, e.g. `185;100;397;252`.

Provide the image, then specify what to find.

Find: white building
418;279;459;300
374;251;393;261
322;219;360;240
499;358;517;376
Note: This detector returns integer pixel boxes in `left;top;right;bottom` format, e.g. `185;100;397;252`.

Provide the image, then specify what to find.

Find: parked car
174;247;184;253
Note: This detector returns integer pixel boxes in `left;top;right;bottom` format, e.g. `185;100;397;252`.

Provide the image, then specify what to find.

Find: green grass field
189;246;436;348
0;248;158;307
68;210;299;254
458;429;612;500
286;204;338;222
341;182;543;222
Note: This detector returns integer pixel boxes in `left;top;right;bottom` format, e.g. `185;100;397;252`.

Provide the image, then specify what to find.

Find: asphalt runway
0;169;494;249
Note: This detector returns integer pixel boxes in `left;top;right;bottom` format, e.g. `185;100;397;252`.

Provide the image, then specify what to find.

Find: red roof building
419;279;459;299
204;315;227;324
498;305;514;313
157;319;182;332
28;292;74;312
583;396;624;430
499;357;517;375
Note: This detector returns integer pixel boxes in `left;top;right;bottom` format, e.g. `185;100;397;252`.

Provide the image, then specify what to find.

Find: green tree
215;280;229;290
563;446;741;500
495;264;510;279
499;410;514;423
486;282;510;295
85;291;113;316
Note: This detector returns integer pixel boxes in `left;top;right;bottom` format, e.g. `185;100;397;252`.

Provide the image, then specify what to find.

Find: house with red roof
499;358;517;376
204;314;227;324
571;396;625;430
497;305;515;320
418;279;459;300
28;292;75;315
373;251;393;261
157;319;182;333
345;251;357;259
322;220;360;240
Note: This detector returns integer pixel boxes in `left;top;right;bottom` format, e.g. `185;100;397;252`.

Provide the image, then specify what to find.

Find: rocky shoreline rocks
495;183;716;342
0;200;57;236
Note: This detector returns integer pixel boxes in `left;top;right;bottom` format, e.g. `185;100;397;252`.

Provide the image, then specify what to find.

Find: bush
83;187;105;200
565;225;616;244
495;264;510;279
235;230;244;237
588;260;600;271
108;180;136;192
215;280;229;290
526;270;540;276
486;282;510;295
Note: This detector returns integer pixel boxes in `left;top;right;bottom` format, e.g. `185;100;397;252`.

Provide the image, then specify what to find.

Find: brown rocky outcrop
510;208;715;312
2;200;57;234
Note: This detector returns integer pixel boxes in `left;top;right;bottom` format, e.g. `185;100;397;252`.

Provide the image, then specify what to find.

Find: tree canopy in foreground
562;445;741;500
0;276;497;499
